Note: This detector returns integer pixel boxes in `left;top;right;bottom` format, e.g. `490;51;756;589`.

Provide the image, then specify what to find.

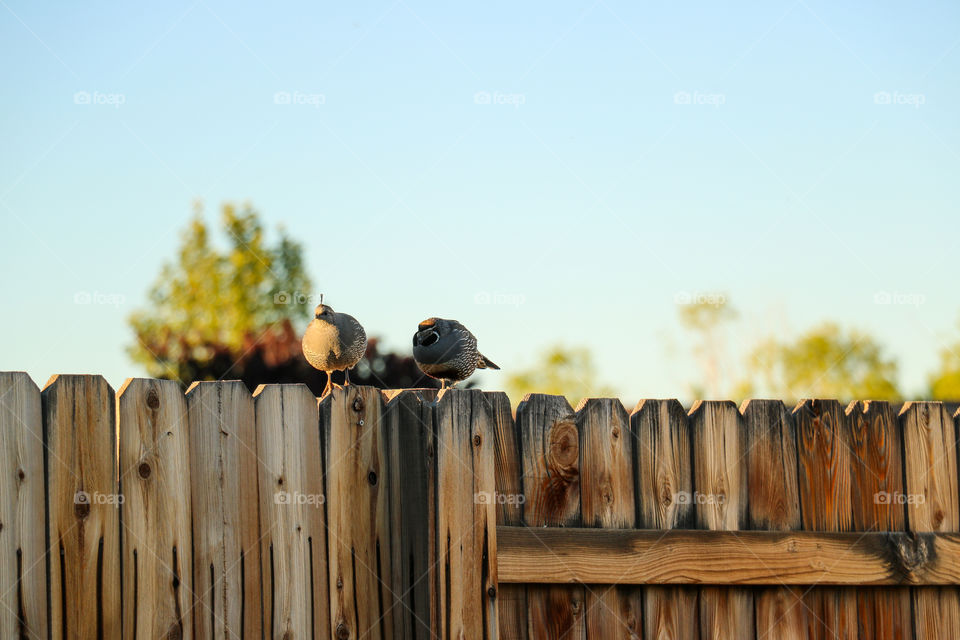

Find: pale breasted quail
412;317;499;389
302;302;367;395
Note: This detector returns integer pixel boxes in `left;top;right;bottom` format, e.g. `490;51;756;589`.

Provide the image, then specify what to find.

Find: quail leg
322;372;332;397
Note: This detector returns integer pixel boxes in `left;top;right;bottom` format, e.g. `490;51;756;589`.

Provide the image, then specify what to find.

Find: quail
302;301;367;395
412;317;499;389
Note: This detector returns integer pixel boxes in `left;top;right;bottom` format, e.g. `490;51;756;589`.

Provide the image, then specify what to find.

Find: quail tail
477;353;500;370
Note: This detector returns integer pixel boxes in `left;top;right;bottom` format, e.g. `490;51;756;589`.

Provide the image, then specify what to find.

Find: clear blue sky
2;0;958;400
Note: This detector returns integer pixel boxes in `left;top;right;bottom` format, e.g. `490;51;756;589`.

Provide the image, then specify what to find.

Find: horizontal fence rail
1;372;959;638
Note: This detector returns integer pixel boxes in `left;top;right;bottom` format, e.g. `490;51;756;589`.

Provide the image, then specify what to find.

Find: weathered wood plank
517;394;586;640
44;374;121;639
322;385;393;640
576;398;640;639
383;389;437;639
118;378;192;640
848;401;913;640
742;399;807;639
632;399;697;640
488;391;528;640
496;527;960;585
689;401;753;639
794;399;856;640
435;389;498;639
186;380;261;639
254;384;330;640
0;372;47;640
902;402;960;638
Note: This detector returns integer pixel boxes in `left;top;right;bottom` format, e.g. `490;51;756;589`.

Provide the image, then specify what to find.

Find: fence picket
848;400;913;639
488;391;528;640
795;399;857;640
254;383;330;639
186;380;261;639
322;385;394;640
434;389;498;639
518;394;585;640
118;378;192;640
902;402;960;637
0;372;47;640
44;374;121;639
577;398;640;639
383;389;438;638
632;399;697;640
690;400;753;639
742;399;806;639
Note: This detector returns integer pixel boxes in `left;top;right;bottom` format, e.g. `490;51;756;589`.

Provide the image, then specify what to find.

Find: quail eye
422;331;439;347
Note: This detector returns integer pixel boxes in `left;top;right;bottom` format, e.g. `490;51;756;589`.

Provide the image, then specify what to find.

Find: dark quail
302;302;367;395
412;317;499;389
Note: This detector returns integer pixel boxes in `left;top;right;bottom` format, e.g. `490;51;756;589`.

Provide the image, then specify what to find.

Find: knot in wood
473;434;482;447
352;396;364;412
487;586;497;598
138;463;151;479
17;468;24;480
74;501;90;519
611;427;620;439
165;624;182;640
146;388;161;409
336;622;351;639
368;471;378;486
888;532;932;578
548;419;579;477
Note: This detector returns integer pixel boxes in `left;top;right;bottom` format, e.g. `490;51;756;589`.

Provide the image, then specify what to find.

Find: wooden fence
0;372;958;638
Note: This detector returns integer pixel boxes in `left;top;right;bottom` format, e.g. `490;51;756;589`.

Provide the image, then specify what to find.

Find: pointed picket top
42;374;120;640
0;372;47;640
741;399;800;531
117;377;191;640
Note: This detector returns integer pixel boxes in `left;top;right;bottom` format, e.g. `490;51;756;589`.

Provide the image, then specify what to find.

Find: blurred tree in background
677;295;738;398
928;321;960;400
743;322;901;402
128;202;435;394
506;345;615;407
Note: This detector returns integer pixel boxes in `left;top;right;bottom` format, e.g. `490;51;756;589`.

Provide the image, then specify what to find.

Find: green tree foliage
506;345;615;407
927;322;960;399
129;203;433;392
744;322;901;402
128;202;314;381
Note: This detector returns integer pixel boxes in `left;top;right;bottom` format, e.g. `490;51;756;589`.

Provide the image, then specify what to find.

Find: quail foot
302;301;368;395
412;317;499;389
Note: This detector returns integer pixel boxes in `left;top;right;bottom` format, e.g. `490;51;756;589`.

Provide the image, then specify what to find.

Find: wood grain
0;372;47;640
497;527;960;585
794;399;856;640
43;374;121;639
118;378;192;640
517;394;586;640
847;401;912;640
254;384;330;640
186;380;261;639
576;398;640;639
488;392;528;640
322;385;394;640
742;399;806;639
382;389;437;639
434;389;498;639
901;402;960;638
632;399;697;640
689;401;753;640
